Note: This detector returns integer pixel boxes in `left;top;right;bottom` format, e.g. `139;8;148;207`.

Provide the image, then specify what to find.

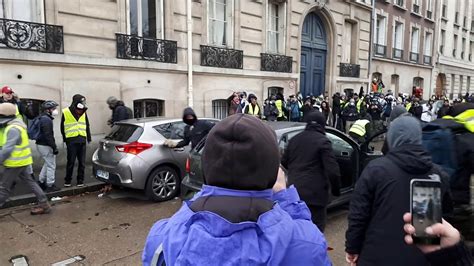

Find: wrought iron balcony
374;44;386;57
410;52;419;63
0;18;63;53
200;45;243;69
116;33;177;63
423;55;432;65
260;53;292;73
393;48;403;59
339;63;360;78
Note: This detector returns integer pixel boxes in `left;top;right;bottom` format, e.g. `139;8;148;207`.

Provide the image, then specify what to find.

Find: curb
2;182;104;208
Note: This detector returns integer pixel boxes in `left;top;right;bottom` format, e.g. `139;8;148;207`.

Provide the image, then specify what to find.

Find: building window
375;14;387;56
426;0;433;19
424;32;432;56
412;0;420;14
208;0;233;47
460;75;464;93
266;1;286;54
343;20;357;63
470;41;473;61
462;37;466;59
394;0;404;8
268;86;284;99
393;21;404;59
442;0;447;18
129;0;163;39
410;27;420;62
440;30;446;54
133;99;164;118
212;99;228;119
0;0;44;22
453;34;458;57
413;77;424;88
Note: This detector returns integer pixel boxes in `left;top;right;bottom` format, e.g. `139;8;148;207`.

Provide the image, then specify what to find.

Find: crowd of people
0;86;132;214
144;106;473;265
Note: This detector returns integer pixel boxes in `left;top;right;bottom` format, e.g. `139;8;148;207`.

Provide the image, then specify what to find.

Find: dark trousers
65;142;86;183
308;205;327;233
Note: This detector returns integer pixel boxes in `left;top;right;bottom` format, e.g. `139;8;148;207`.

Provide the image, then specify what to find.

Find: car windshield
105;124;143;143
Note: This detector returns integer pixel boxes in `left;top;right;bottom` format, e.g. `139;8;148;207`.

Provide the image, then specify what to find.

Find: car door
325;129;360;194
154;122;190;173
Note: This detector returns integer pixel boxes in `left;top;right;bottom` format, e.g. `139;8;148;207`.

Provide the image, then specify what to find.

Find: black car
180;122;385;207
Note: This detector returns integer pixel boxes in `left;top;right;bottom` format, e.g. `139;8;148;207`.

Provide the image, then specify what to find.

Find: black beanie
202;114;279;191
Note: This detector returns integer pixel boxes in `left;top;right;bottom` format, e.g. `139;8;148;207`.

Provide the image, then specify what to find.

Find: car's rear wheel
145;166;180;202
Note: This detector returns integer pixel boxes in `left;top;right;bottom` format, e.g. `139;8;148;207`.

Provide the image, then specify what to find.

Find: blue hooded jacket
142;185;331;266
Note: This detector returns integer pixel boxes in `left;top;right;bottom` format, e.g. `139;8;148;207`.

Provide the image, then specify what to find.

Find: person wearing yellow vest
275;93;287;121
60;94;91;187
243;94;261;118
0;103;51;215
348;119;371;144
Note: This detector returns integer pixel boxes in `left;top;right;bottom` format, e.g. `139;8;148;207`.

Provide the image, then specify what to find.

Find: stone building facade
432;0;474;99
371;0;437;98
0;0;372;141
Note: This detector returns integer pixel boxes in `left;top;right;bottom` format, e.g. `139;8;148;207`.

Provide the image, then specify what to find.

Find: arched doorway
435;74;446;96
300;13;327;97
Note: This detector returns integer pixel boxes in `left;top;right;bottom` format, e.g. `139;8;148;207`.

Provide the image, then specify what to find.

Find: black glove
331;187;341;197
53;149;59;155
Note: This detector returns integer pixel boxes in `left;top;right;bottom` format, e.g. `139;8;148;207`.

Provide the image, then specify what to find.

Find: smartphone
410;179;442;245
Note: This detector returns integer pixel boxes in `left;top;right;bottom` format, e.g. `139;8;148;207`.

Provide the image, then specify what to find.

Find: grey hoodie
387;116;422;150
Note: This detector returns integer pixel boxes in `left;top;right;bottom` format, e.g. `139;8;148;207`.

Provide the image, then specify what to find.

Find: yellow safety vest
2;124;33;167
63;108;87;138
349;119;370;137
15;105;23;121
275;100;284;118
247;104;260;116
443;109;474;132
406;103;412;111
356;98;364;113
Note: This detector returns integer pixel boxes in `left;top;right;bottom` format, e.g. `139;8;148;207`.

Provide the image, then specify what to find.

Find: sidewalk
2;165;104;208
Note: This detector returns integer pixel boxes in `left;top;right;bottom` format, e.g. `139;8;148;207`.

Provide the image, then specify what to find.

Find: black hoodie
175;108;215;149
60;94;91;143
345;144;453;266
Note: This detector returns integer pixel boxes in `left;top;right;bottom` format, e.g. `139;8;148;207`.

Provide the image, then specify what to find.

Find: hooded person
163;107;215;150
345;116;453;266
0;103;51;215
281;110;341;232
381;105;413;155
106;96;131;126
143;114;332;265
60;94;91;187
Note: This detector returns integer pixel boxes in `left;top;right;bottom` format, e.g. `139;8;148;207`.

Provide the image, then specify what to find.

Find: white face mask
52;109;59;116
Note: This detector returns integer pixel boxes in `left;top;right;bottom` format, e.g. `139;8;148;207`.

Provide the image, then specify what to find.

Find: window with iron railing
133;99;164;118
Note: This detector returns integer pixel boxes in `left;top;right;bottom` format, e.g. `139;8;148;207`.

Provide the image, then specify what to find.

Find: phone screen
410;179;442;245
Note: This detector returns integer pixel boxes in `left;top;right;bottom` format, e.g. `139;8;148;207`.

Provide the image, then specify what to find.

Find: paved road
0;190;349;265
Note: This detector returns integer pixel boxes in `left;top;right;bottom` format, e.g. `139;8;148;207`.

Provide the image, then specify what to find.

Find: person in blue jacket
143;114;332;266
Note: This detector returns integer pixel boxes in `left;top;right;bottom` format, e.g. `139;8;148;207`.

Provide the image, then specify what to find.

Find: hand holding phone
403;213;461;254
410;179;442;245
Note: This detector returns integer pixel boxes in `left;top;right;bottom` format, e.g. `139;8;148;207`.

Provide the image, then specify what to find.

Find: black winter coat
281;123;341;207
345;144;453;266
112;101;130;123
36;113;57;151
176;108;215;149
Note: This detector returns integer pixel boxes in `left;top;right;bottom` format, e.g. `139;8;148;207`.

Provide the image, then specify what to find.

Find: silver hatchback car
92;117;217;201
